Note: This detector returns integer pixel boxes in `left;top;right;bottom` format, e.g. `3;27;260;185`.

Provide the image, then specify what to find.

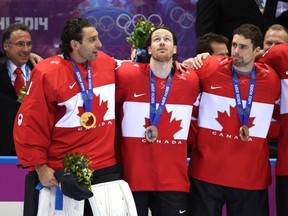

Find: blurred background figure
195;0;288;49
263;24;288;52
196;32;229;56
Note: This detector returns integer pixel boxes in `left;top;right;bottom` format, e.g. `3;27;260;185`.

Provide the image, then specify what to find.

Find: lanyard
149;69;173;126
23;64;30;85
232;65;256;126
69;57;93;112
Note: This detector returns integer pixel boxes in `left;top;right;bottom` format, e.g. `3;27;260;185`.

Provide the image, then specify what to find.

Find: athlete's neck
69;52;87;64
233;65;255;76
233;62;255;73
150;59;173;79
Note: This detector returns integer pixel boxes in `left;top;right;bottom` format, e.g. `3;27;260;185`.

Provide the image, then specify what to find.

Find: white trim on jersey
198;92;274;138
121;101;193;139
56;84;115;128
281;79;288;114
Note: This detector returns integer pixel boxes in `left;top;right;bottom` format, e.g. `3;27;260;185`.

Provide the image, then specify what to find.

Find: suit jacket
195;0;279;44
0;53;33;155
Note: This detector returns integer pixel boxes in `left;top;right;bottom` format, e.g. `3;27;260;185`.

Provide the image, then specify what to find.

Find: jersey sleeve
259;44;288;79
14;63;57;168
195;56;229;80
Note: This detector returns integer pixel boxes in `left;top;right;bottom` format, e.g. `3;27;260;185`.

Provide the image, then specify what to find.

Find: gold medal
145;125;158;143
80;112;96;129
239;125;249;141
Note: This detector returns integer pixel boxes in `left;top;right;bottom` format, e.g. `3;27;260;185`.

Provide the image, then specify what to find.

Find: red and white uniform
14;51;117;171
188;56;280;189
260;44;288;176
116;62;199;192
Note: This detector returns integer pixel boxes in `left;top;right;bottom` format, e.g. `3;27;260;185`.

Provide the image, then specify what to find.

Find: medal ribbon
149;68;173;126
69;57;93;112
232;65;256;126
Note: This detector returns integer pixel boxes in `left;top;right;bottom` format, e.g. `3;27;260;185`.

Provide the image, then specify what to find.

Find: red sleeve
14;61;57;168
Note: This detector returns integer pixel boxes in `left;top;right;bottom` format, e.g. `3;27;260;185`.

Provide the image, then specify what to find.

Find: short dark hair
196;33;228;54
2;23;30;50
145;25;178;61
59;17;95;55
233;24;263;49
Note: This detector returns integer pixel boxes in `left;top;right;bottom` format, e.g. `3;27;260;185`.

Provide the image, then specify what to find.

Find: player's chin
232;59;241;65
89;53;98;61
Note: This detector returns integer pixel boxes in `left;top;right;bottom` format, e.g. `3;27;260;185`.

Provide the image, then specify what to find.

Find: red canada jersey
14;52;117;171
260;44;288;176
189;56;280;190
116;62;199;192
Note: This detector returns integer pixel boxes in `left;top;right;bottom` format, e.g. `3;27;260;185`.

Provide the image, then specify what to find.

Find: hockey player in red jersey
13;17;137;216
188;24;280;216
115;26;199;216
259;44;288;216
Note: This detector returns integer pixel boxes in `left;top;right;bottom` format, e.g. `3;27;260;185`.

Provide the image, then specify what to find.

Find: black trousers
188;177;269;216
23;172;39;216
276;175;288;216
133;191;189;216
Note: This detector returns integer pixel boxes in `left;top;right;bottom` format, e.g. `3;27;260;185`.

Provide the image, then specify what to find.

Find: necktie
14;68;24;95
255;0;264;13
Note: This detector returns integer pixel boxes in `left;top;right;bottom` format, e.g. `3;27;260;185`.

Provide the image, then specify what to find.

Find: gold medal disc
80;112;96;129
239;125;249;141
145;125;158;143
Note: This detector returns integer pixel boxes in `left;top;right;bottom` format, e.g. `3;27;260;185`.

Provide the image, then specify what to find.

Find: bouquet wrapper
134;48;147;63
88;180;137;216
37;186;84;216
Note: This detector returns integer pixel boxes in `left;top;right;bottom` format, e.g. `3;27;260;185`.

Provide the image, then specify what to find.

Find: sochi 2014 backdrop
0;0;198;61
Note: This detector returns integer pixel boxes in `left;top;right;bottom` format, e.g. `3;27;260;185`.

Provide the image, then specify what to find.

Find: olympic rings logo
116;14;163;35
86;15;124;39
85;6;194;40
170;7;195;29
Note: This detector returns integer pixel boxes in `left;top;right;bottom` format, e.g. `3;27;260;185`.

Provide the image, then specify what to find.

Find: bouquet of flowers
17;85;27;103
126;20;155;49
62;152;93;189
37;153;94;214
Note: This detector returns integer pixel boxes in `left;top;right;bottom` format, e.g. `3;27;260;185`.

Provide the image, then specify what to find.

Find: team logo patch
18;113;24;126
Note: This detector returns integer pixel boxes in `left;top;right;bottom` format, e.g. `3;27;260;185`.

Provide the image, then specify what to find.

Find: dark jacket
0;52;33;155
195;0;279;44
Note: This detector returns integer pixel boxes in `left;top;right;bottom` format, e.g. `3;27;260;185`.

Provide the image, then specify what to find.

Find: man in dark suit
0;23;34;155
264;0;288;30
195;0;287;48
